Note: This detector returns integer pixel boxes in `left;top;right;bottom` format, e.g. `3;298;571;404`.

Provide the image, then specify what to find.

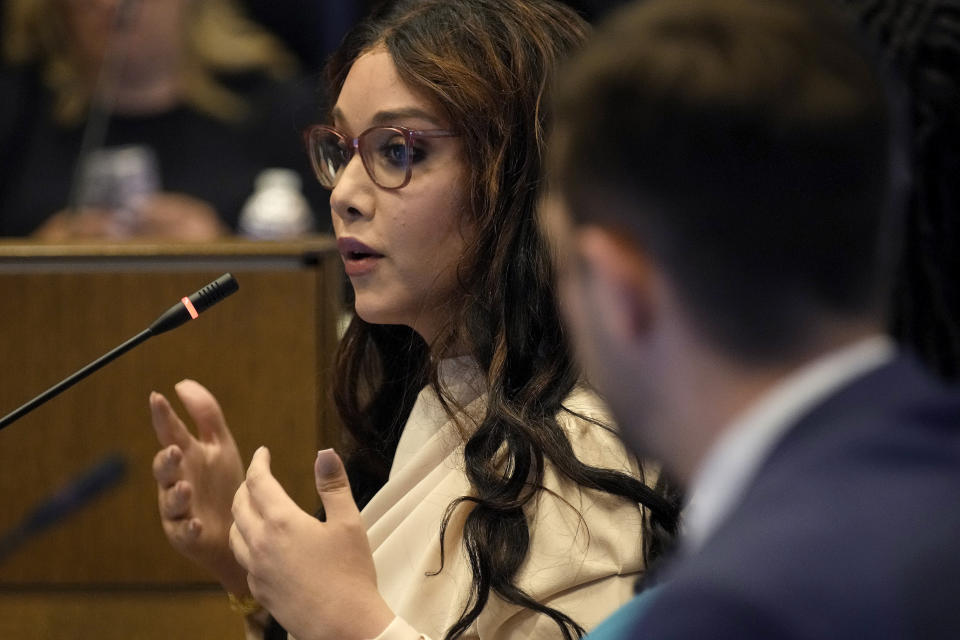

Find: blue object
0;453;127;562
585;586;664;639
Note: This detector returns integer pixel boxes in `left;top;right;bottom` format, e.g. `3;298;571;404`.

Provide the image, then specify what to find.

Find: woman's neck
109;58;182;115
110;75;181;115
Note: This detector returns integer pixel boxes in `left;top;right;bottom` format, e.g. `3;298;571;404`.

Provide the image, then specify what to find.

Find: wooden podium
0;238;343;638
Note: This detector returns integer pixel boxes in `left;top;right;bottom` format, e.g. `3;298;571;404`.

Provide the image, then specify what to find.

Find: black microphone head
187;273;239;315
148;273;239;336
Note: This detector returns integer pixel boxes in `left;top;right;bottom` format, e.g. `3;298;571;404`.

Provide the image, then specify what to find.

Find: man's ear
575;225;657;341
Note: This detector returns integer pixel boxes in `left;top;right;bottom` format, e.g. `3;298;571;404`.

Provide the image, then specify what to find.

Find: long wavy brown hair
325;2;679;638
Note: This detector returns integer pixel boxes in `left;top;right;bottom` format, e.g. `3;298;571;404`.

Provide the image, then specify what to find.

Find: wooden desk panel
0;588;243;639
0;239;343;586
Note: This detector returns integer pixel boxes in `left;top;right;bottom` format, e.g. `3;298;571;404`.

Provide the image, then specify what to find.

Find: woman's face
329;48;469;343
62;0;187;80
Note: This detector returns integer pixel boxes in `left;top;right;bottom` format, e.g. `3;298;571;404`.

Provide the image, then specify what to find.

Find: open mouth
337;238;384;276
337;237;383;261
347;250;381;261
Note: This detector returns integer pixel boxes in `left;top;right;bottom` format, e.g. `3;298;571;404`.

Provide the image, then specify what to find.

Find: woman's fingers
159;480;193;520
313;449;360;522
152;445;184;488
243;447;290;520
162;516;202;547
174;380;232;444
150;391;193;449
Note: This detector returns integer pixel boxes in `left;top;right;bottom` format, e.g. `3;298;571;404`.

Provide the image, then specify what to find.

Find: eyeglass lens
313;128;411;189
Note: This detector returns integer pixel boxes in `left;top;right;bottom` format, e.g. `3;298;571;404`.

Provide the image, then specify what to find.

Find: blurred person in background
554;0;960;383
0;0;329;239
543;0;960;637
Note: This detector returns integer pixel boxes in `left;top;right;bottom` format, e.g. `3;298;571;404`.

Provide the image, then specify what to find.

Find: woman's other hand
32;208;128;240
230;447;395;640
32;193;227;241
136;192;228;240
150;379;248;595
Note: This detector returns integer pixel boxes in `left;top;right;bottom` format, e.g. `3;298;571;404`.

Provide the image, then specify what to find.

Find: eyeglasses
304;124;459;190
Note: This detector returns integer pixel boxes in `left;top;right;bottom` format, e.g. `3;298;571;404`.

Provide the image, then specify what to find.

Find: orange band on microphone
181;297;199;320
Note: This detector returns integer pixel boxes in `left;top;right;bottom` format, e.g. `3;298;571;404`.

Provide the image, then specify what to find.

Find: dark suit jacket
636;355;960;639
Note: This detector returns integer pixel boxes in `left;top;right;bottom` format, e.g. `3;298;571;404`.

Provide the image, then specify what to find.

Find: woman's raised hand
150;379;249;595
229;447;395;640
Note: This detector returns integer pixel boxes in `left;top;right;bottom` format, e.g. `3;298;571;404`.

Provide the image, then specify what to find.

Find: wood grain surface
0;239;344;637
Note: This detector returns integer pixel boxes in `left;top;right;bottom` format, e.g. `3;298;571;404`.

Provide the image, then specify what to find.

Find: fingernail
167;448;181;463
175;378;198;391
315;448;339;477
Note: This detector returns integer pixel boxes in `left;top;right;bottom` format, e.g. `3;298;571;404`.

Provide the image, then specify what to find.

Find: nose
329;154;374;223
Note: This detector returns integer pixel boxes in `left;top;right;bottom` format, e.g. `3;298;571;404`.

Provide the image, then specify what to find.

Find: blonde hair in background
2;0;298;125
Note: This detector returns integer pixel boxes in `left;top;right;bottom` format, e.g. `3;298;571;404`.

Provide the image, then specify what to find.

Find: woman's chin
353;298;403;327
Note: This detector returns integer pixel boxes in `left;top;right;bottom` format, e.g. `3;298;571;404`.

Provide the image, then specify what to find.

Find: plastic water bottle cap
254;168;301;192
239;168;313;239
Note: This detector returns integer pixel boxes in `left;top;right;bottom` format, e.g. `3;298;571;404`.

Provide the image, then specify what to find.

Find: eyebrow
331;106;444;129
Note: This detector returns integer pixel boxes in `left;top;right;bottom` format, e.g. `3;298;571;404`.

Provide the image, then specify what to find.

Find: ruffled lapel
362;392;486;549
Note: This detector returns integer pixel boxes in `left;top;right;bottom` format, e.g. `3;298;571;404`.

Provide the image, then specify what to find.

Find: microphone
0;273;239;431
149;272;240;335
0;454;127;563
65;0;143;216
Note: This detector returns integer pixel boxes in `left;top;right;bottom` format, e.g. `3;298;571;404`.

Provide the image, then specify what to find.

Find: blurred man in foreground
543;0;960;637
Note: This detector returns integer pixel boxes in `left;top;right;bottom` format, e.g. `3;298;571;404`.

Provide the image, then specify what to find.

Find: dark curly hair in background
841;0;960;380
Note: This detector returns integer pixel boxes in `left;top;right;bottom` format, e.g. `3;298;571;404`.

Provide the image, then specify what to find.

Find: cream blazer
248;379;646;640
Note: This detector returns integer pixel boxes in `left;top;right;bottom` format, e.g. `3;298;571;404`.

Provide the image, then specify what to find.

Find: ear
575;225;658;342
